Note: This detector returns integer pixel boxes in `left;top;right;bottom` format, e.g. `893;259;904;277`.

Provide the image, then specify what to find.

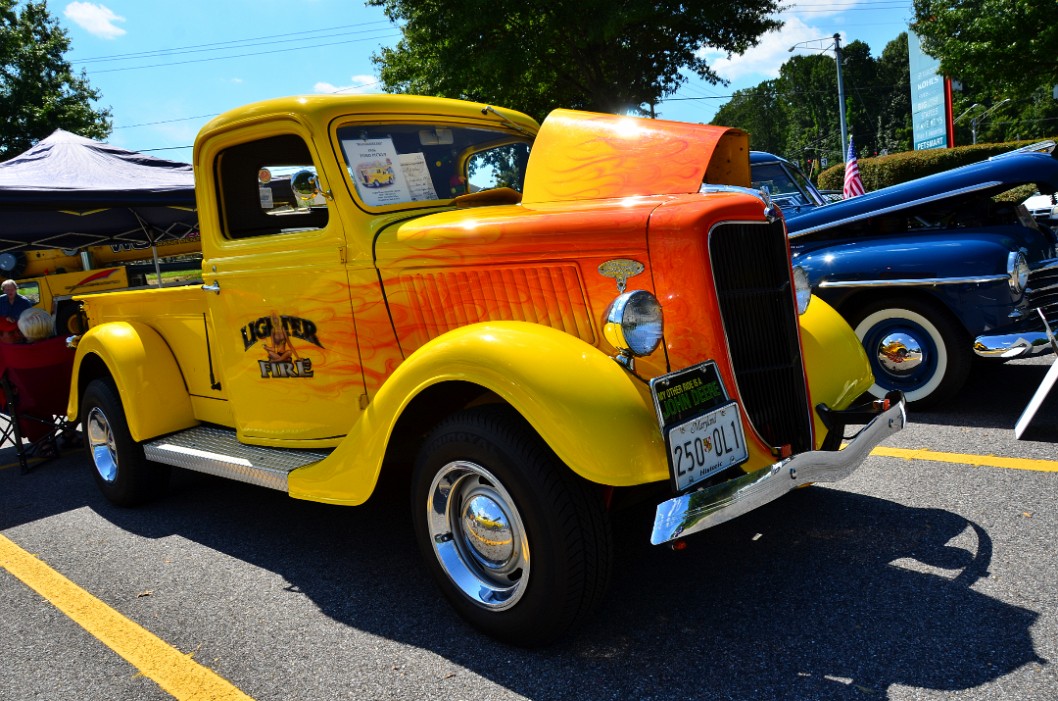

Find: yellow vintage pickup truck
67;94;905;645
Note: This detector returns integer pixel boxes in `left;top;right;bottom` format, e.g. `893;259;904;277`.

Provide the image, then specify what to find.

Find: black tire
848;296;971;407
82;379;169;506
412;406;612;646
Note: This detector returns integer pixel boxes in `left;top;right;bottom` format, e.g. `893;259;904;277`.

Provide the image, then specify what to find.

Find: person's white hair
17;307;55;342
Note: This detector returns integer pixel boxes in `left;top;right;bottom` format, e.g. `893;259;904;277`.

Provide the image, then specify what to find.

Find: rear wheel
82;379;169;506
412;406;612;646
849;296;971;407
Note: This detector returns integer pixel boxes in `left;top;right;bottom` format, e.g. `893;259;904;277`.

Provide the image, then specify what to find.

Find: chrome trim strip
789;181;1004;238
819;274;1009;288
651;396;907;546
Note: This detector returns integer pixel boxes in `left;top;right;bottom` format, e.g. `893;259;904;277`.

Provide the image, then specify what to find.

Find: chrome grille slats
1026;257;1058;317
709;221;812;453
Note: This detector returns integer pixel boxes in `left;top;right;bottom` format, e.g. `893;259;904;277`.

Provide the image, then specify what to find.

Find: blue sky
56;0;915;163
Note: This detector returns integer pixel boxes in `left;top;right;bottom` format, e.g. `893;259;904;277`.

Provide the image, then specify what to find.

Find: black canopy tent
0;130;199;275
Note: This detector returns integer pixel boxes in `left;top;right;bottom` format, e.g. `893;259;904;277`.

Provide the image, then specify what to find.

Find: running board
143;425;331;492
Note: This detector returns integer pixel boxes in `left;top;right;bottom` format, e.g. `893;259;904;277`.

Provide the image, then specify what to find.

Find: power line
72;22;395;65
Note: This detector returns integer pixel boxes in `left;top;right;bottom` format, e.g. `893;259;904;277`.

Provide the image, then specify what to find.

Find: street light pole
789;34;849;161
833;33;848;158
970;98;1011;145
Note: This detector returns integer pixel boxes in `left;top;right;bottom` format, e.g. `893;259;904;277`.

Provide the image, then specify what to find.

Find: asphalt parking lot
3;356;1058;701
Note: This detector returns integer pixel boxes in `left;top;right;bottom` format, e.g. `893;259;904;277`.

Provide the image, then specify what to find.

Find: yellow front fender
799;296;875;439
289;321;670;505
68;321;197;441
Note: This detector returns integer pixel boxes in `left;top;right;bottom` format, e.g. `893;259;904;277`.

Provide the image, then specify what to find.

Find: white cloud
314;75;379;94
701;16;842;83
64;2;126;40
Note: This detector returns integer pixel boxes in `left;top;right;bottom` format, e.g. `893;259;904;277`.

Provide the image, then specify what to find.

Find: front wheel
849;297;971;407
82;379;169;506
412;406;612;646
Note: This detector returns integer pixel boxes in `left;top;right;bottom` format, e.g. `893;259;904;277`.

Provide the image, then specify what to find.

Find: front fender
68;321;196;441
799;295;875;437
796;232;1021;285
288;321;669;505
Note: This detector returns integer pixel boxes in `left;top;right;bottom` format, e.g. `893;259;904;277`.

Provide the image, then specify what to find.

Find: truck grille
709;221;812;453
1026;258;1058;327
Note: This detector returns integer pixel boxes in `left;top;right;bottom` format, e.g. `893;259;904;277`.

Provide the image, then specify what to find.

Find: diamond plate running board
143;425;331;492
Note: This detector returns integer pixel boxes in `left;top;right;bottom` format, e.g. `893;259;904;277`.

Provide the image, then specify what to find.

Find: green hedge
817;138;1058;195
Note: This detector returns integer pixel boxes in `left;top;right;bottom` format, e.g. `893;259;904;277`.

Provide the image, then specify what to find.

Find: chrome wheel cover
425;460;530;610
86;406;119;483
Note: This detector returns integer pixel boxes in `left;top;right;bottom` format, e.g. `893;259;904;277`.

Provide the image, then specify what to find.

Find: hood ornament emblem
598;259;645;293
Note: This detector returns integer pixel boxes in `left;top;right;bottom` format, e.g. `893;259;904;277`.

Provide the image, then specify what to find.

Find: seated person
17;308;55;343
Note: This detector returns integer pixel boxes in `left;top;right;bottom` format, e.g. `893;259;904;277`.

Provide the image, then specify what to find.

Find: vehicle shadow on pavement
2;457;1043;700
911;357;1058;437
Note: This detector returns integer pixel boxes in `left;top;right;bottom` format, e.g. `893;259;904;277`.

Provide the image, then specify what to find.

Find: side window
216;134;329;239
18;281;40;305
467;143;531;193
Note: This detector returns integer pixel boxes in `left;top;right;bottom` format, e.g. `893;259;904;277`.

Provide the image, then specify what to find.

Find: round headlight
603;290;663;357
1008;250;1029;295
792;266;811;315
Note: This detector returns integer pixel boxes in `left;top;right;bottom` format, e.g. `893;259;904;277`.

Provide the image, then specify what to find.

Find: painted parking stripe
0;534;254;701
872;446;1058;473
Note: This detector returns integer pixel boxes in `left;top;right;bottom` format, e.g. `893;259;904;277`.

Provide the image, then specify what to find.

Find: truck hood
521;109;750;204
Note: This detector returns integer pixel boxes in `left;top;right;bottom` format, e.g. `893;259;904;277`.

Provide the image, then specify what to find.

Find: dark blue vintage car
750;146;1058;406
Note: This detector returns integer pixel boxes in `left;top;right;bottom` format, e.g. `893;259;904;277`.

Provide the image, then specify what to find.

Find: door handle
202;281;221;294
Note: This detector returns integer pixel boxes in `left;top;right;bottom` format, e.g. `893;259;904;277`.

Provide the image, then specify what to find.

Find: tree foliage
368;0;782;121
911;0;1058;102
0;0;111;161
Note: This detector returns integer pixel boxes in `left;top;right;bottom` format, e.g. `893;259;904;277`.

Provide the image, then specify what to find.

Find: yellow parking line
872;446;1058;473
0;534;254;701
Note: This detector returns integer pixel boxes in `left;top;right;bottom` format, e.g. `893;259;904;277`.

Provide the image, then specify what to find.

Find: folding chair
0;336;77;473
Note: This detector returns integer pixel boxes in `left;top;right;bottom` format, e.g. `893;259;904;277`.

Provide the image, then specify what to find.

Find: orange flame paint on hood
522;110;750;204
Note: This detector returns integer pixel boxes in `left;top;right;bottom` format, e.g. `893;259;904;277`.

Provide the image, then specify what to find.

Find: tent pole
129;209;163;287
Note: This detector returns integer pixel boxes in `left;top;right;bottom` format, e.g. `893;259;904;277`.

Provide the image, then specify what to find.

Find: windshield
336;123;532;208
752;161;826;207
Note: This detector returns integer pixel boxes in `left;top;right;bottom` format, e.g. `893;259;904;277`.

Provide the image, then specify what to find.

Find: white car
1023;191;1058;228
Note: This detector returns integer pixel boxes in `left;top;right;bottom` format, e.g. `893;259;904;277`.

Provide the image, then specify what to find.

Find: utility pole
833;33;848;158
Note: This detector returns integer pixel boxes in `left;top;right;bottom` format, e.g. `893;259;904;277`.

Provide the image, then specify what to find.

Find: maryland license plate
664;402;748;492
650;362;749;492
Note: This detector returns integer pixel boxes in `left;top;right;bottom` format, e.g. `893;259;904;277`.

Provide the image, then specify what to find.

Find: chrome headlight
1007;250;1029;295
792;266;811;315
604;290;663;356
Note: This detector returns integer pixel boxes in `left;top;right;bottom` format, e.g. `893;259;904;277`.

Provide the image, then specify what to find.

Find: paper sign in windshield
344;138;437;206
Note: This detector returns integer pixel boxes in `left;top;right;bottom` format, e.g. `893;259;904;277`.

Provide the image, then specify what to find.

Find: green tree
0;0;111;161
368;0;782;121
875;33;912;153
713;80;787;154
911;0;1058;102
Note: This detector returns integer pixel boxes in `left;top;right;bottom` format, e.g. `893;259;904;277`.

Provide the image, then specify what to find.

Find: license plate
665;402;748;492
650;361;749;492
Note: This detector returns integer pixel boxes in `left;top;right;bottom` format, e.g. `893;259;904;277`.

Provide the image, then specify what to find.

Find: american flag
843;136;865;199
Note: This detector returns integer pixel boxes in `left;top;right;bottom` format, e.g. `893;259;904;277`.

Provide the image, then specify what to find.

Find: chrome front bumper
650;392;907;545
973;330;1056;359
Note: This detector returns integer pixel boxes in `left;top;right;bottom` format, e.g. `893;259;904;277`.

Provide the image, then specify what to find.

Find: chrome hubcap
86;406;119;483
874;331;923;375
426;461;529;610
